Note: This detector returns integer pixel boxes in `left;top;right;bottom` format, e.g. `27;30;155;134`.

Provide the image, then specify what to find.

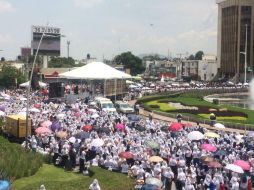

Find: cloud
0;0;13;13
73;0;103;8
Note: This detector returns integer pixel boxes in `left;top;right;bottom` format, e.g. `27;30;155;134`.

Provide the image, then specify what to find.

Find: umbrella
183;123;193;128
187;131;204;141
91;113;99;118
69;137;76;144
74;112;81;118
34;103;41;109
29;108;40;113
20;97;27;101
169;122;183;132
115;123;125;130
51;122;61;132
214;123;225;129
233;160;250;171
40;120;52;128
207;161;222;168
0;111;5;116
91;138;104;147
145;177;163;188
119;151;134;159
201;156;214;163
205;132;220;138
57;113;65;119
82;125;93;132
74;131;90;140
0;105;5;112
135;125;146;132
225;164;244;174
35;127;52;135
148;156;163;163
201;144;217;152
0;180;10;190
214;150;227;157
145;140;160;149
18;112;26;116
127;114;140;122
56;131;68;139
98;127;111;134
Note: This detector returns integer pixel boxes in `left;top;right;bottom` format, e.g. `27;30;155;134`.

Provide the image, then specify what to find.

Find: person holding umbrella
209;113;216;126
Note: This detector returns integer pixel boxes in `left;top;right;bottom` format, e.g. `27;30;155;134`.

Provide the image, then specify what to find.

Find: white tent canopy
59;61;132;79
19;81;47;88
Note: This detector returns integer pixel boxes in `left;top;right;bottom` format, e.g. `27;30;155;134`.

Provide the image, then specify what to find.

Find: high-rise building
217;0;254;82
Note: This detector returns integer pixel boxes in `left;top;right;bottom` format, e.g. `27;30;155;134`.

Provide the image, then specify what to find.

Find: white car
115;101;134;114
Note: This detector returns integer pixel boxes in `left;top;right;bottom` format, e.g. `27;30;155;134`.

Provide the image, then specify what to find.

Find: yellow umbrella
205;132;220;138
148;156;164;163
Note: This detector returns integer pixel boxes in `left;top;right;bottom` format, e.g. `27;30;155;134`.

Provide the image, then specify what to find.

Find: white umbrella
20;97;27;101
88;109;97;113
91;113;99;118
57;113;65;119
29;108;40;113
187;131;204;141
214;123;226;129
145;178;163;188
225;164;244;174
69;137;76;144
91;138;104;147
0;111;5;116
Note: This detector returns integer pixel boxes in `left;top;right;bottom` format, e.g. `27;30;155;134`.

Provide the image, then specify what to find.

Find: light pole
25;24;49;149
67;40;70;58
240;24;248;84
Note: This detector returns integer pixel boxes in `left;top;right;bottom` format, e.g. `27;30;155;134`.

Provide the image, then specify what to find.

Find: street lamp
25;25;66;149
240;24;248;84
25;24;49;149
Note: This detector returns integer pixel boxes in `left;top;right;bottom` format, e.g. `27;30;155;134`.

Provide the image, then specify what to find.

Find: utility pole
67;40;70;58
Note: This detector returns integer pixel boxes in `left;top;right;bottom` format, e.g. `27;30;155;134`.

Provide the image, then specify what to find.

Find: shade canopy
19;81;47;88
59;61;132;79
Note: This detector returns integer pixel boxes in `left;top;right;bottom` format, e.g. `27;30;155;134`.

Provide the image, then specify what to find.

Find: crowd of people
0;86;254;190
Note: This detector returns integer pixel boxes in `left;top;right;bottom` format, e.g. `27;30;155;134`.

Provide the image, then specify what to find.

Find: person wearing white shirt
121;161;129;174
176;168;186;190
163;167;174;190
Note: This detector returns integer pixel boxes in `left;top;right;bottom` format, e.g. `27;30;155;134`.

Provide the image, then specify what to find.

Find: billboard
31;25;61;56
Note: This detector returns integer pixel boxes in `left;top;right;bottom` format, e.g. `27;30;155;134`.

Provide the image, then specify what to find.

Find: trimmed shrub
149;105;160;109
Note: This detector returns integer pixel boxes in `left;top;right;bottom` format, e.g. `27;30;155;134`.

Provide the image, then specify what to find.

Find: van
115;101;134;114
94;97;116;113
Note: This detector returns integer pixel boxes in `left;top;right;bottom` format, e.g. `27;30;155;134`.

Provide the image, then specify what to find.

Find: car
94;97;116;113
115;101;134;114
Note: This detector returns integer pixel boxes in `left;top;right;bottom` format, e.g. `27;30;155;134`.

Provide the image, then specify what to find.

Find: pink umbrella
115;123;125;131
35;127;52;135
201;144;217;152
234;160;250;171
74;112;81;118
40;120;52;128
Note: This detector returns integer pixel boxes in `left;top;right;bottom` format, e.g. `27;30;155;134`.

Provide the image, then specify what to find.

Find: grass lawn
145;100;176;111
144;96;254;125
198;114;247;122
13;164;135;190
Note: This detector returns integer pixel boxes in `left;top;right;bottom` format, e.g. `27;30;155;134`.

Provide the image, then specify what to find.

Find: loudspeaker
49;83;64;98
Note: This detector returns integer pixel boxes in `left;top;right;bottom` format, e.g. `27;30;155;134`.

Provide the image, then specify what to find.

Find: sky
0;0;218;60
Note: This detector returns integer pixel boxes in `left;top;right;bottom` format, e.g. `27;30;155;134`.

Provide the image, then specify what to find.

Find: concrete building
198;55;218;81
181;60;199;79
217;0;254;82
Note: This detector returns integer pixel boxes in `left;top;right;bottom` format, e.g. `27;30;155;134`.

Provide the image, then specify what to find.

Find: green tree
188;54;195;60
48;57;75;68
0;65;25;88
194;51;204;60
143;54;162;61
113;52;145;75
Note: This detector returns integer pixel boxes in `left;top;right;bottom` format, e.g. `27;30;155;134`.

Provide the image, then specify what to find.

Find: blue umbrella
0;180;10;190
